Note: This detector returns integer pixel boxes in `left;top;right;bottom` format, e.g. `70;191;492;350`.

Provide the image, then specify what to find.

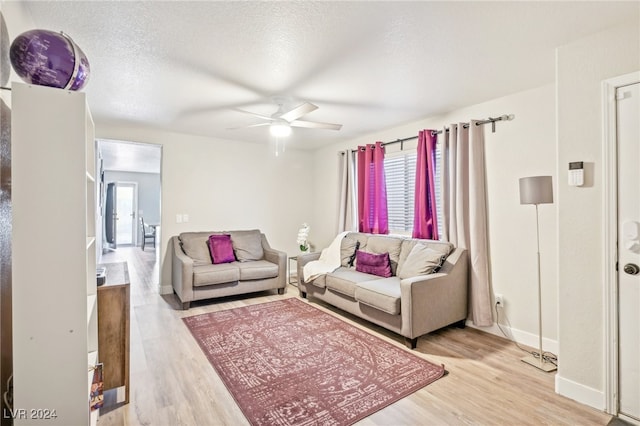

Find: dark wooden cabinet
97;262;130;404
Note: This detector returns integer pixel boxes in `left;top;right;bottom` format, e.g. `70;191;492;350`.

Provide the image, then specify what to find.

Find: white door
618;82;640;423
115;182;136;246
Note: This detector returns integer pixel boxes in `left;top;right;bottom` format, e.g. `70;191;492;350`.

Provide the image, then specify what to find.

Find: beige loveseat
297;232;468;348
172;229;286;309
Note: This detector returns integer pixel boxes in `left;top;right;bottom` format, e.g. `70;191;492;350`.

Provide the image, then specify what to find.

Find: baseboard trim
466;320;559;355
618;414;640;426
555;374;605;411
469;321;606;411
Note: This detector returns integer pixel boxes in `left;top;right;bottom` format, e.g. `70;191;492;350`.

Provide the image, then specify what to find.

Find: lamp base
521;354;557;372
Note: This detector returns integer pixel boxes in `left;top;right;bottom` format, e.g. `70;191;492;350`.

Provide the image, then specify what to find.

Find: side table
288;256;299;286
289;253;315;286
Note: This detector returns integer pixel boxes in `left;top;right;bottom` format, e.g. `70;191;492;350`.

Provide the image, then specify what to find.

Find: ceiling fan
232;98;343;137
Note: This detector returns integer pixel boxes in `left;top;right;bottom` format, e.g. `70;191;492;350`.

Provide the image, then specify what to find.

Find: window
384;150;417;233
383;145;444;238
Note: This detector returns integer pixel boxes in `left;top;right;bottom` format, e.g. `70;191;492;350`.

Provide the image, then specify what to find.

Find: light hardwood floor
97;246;613;426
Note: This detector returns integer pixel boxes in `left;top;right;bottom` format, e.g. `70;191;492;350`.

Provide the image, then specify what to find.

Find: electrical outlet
495;294;504;307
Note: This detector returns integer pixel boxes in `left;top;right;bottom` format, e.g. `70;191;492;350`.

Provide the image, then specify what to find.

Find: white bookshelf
12;82;98;425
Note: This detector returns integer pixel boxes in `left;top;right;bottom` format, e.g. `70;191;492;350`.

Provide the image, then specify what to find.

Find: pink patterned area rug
182;298;445;426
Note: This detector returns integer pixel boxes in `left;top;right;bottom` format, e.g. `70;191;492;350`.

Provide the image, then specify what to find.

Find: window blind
384;151;417;232
434;142;444;238
383;145;444;239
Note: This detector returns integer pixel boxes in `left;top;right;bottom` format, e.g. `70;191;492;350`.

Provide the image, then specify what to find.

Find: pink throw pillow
355;251;392;278
208;234;236;264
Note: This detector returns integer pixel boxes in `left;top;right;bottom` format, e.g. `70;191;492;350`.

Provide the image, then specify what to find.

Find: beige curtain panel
440;121;493;326
338;149;358;233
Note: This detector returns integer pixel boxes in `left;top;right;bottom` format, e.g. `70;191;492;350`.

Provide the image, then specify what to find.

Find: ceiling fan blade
227;122;271;130
233;108;274;121
279;102;318;122
290;120;342;131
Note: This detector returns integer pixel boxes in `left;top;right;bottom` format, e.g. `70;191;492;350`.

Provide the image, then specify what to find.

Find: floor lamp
519;176;557;372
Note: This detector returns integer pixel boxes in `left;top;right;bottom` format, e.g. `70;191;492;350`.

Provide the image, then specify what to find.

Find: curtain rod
344;114;515;153
382;114;514;147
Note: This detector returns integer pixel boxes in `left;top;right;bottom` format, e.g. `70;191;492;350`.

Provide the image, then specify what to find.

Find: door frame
602;70;640;417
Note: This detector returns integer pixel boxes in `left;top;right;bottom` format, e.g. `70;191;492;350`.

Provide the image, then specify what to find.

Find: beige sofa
172;229;286;309
297;232;468;348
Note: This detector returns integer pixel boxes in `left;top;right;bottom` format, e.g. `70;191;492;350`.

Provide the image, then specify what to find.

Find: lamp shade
270;120;292;137
519;176;553;205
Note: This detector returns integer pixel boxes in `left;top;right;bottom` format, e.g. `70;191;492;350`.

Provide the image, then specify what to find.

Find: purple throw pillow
355;251;392;278
208;234;236;264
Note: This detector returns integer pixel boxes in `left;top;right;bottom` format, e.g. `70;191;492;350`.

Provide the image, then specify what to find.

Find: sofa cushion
192;263;239;286
230;230;264;262
345;232;370;253
340;236;360;267
397;243;447;279
237;260;279;281
364;236;402;275
398;239;453;274
355;251;392;278
180;232;220;265
325;267;377;298
355;277;401;315
208;234;236;264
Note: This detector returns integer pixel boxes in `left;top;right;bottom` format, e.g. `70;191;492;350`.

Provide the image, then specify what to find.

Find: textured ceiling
21;1;639;151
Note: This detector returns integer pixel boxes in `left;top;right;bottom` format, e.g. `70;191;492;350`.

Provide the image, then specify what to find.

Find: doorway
604;72;640;425
97;139;162;289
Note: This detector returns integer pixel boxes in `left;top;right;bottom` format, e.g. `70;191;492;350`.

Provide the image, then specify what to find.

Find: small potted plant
297;223;310;252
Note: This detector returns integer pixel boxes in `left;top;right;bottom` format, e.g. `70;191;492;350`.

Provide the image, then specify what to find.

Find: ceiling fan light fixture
270;120;292;137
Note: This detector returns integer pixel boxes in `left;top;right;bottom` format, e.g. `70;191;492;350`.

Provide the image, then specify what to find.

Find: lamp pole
519;175;556;372
535;204;544;370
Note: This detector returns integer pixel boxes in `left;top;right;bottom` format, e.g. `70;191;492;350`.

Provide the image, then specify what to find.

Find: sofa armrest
400;248;468;339
296;252;322;294
297;251;322;268
264;247;287;288
172;236;194;304
261;234;286;288
263;247;286;266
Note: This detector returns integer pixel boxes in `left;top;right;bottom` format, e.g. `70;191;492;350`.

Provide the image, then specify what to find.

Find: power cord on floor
494;302;558;367
2;374;12;411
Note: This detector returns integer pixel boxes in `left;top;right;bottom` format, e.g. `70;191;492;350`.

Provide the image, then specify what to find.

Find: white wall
556;19;640;408
96;123;314;293
311;84;558;348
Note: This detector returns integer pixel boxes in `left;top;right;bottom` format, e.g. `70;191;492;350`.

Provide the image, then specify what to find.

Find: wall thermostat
569;161;584;186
